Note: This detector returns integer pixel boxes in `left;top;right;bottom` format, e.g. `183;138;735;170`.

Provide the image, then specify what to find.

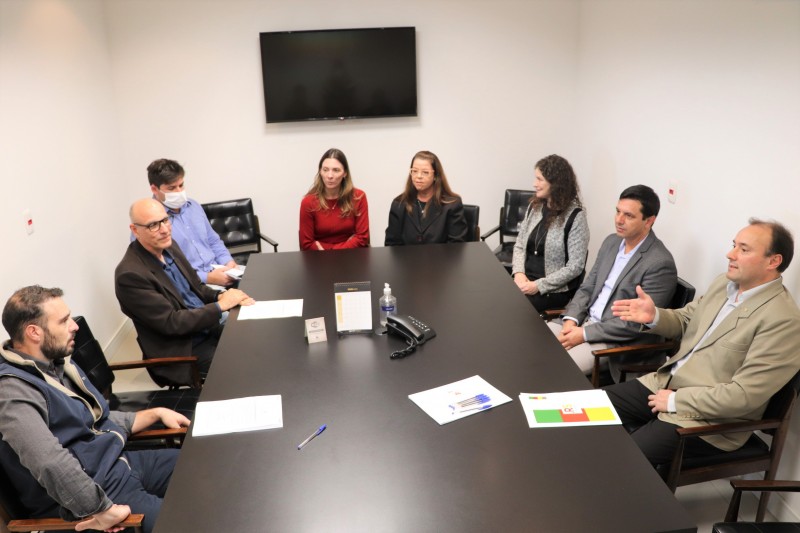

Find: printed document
519;389;621;428
237;299;303;320
409;375;512;425
192;395;283;437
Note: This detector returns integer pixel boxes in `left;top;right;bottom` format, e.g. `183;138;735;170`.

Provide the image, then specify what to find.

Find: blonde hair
306;148;362;217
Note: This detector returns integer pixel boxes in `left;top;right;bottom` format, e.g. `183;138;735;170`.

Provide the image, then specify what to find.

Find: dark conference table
154;243;696;533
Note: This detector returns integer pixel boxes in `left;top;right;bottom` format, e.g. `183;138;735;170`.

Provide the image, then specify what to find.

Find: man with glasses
143;158;238;287
115;198;254;387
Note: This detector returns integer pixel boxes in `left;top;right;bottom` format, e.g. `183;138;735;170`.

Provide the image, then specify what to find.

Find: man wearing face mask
139;158;237;287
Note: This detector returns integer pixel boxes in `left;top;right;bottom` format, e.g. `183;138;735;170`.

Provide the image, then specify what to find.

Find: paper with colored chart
519;389;621;428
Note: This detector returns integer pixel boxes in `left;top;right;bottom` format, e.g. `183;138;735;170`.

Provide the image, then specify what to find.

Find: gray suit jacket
564;231;677;344
640;274;800;451
114;240;221;386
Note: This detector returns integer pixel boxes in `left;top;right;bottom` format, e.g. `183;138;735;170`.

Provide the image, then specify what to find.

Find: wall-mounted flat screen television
259;27;417;123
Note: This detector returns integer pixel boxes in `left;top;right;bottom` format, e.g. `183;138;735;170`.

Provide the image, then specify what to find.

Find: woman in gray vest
511;154;590;313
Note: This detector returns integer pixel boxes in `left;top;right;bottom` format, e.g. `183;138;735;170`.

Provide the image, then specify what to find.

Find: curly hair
396;151;460;215
532;154;582;227
306;148;363;218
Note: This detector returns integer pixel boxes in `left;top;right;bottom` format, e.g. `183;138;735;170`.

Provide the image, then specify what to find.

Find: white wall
0;0;126;342
1;0;799;520
103;0;580;254
574;0;800;520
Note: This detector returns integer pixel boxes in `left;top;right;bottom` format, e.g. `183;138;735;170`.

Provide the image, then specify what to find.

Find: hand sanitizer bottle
379;283;397;326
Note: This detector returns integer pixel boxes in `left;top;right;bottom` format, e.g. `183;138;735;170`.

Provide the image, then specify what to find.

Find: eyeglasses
133;216;171;233
410;168;433;178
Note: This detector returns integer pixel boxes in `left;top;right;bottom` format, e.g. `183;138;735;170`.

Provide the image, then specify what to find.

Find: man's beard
41;328;73;361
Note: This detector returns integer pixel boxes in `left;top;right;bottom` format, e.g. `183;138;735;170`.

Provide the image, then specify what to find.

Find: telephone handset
386;315;436;359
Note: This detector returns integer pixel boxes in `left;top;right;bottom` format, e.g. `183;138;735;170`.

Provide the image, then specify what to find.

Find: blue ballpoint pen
455;404;492;414
297;424;327;450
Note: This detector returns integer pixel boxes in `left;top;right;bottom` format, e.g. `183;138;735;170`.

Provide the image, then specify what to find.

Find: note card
305;317;328;343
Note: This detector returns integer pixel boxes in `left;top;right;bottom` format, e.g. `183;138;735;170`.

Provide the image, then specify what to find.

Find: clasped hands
513;273;539;296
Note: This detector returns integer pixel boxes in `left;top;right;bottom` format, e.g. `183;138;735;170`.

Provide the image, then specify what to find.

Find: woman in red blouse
299;148;370;250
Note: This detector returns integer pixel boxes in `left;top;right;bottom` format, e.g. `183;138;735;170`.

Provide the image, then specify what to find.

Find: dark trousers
114;448;180;533
604;379;720;465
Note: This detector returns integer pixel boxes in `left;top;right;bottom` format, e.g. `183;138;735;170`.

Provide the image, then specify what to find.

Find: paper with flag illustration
519;389;621;428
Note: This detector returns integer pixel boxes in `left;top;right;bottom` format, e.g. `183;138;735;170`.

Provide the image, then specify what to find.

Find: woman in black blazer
384;151;468;245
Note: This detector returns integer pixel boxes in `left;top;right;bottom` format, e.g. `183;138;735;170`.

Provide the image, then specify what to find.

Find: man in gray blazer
549;185;677;378
608;219;800;464
115;198;254;387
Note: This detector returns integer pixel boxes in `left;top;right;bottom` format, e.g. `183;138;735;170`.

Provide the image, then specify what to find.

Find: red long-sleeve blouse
298;189;370;250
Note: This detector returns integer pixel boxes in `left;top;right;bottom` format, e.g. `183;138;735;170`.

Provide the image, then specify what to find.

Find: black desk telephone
386;315;436;359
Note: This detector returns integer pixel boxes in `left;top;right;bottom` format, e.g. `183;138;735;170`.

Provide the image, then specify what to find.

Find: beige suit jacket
638;274;800;451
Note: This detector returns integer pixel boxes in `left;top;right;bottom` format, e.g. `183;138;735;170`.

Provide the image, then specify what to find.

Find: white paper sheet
237;299;303;320
408;375;513;425
518;389;621;428
192;395;283;437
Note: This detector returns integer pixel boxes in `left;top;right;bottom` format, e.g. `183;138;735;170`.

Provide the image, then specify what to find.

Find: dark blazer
564;231;677;344
114;240;221;386
384;198;468;246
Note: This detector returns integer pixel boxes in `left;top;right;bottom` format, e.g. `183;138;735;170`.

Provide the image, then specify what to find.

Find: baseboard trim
105;318;135;363
773;492;800;522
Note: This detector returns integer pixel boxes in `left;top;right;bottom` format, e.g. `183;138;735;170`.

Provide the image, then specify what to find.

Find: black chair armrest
724;480;800;522
108;356;202;390
259;233;279;252
665;418;783;492
540;308;565;321
590;341;678;387
729;479;800;493
480;225;500;241
129;427;188;448
676;418;783;439
108;356;199;372
8;514;144;532
592;342;678;359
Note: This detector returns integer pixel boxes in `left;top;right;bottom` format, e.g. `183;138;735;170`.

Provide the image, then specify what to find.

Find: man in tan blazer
607;218;800;464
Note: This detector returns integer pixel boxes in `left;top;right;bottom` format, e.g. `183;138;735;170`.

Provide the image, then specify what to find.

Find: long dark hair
532;154;582;227
396;151;460;215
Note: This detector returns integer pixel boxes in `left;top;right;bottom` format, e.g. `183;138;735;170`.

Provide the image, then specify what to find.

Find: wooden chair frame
723;479;800;523
665;372;800;521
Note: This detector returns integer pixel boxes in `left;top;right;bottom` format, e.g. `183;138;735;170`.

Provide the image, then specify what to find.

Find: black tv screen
259;27;417;123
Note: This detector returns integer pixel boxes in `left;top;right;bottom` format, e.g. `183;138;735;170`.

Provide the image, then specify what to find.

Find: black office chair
480;189;534;272
71;316;199;439
666;371;800;522
589;276;696;387
202;198;278;265
713;479;800;532
462;204;480;242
